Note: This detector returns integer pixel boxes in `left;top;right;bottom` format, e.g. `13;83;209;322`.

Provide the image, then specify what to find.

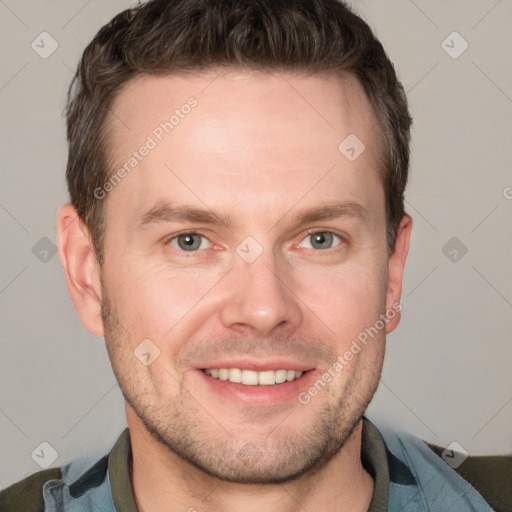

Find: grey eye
300;232;341;250
170;233;210;252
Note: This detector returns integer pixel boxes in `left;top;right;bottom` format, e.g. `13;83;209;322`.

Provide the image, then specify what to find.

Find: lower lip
196;369;318;406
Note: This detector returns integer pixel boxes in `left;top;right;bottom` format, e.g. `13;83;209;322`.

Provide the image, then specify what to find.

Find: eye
168;232;212;252
298;231;343;251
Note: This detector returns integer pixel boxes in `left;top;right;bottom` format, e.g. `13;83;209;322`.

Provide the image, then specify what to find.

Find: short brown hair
66;0;412;265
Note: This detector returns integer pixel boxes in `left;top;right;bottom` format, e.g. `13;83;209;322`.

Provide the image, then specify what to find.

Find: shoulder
0;467;62;512
0;452;111;512
0;430;128;512
425;441;512;512
369;417;511;511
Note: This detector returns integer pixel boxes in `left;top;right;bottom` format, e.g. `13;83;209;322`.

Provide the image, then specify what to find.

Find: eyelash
164;229;346;257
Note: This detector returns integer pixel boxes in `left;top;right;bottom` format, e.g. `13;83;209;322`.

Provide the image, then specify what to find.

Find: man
1;0;510;511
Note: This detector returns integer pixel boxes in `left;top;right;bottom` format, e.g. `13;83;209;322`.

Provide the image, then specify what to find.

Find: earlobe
57;204;105;337
385;214;412;334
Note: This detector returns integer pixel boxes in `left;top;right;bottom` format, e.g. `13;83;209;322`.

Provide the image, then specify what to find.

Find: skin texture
57;69;412;512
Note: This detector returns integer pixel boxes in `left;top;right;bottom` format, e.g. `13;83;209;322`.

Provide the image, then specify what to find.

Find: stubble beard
100;288;384;484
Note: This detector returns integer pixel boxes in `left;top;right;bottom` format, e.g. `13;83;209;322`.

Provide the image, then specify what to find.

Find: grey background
1;0;511;489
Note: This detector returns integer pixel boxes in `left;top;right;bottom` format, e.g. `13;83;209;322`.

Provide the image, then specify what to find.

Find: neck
127;409;374;512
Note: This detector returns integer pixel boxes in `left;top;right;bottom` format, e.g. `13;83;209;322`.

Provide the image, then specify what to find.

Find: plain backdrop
0;0;511;489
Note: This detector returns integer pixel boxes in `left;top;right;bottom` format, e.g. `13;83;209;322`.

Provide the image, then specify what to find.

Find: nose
219;249;303;337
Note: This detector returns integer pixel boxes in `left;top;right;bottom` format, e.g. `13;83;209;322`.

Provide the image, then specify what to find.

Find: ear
385;214;412;334
57;204;104;337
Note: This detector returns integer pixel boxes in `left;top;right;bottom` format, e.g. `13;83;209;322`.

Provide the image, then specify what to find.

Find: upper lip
196;358;314;372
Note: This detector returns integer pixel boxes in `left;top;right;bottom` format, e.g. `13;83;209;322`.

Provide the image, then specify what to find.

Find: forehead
104;69;384;225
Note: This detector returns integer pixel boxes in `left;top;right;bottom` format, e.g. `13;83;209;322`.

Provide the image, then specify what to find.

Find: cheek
295;260;386;346
108;259;221;343
104;239;388;354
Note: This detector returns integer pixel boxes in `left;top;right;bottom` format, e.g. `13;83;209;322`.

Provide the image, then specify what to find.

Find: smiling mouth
201;368;307;386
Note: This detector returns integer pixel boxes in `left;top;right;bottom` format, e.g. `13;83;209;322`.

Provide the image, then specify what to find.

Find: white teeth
229;368;242;383
258;370;275;386
241;370;259;385
275;369;287;384
202;368;306;385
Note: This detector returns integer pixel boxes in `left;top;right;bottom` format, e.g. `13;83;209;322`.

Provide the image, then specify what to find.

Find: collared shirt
1;416;507;511
49;417;390;512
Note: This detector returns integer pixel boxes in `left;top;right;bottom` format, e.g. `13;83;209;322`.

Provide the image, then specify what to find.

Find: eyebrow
137;202;234;230
136;200;369;231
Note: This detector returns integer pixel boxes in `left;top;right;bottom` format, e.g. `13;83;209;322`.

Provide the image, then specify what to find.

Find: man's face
98;69;400;482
